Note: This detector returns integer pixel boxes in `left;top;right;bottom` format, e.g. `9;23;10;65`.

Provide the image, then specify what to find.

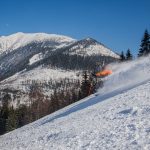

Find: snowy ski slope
0;56;150;150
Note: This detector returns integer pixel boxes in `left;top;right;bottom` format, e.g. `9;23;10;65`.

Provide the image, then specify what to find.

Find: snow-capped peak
0;32;75;54
66;38;120;59
85;37;96;42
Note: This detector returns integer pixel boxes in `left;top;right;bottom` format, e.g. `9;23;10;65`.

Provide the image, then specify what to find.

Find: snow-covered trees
138;30;150;57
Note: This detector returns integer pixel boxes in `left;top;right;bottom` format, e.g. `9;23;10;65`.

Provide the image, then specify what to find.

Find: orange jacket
96;70;112;77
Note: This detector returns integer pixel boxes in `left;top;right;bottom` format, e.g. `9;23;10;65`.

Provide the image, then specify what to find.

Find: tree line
120;29;150;61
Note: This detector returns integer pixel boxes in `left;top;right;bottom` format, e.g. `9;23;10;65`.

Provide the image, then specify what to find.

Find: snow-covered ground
0;67;80;92
0;56;150;150
100;55;150;94
29;53;43;65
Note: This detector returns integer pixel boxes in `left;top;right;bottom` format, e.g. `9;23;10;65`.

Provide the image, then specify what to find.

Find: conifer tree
0;107;6;135
120;51;126;61
80;71;91;98
126;49;133;60
138;30;150;57
16;105;28;127
0;93;11;135
6;106;18;132
149;32;150;51
51;89;59;111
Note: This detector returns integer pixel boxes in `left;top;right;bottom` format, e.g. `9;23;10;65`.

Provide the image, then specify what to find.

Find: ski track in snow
0;56;150;150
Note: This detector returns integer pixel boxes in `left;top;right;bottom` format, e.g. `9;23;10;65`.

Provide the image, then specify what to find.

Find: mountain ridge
0;32;120;82
0;32;75;55
0;32;120;107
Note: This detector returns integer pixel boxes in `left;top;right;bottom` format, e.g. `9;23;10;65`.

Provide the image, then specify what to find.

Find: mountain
0;33;120;81
0;56;150;150
0;32;75;81
62;37;120;58
0;32;75;55
0;32;120;107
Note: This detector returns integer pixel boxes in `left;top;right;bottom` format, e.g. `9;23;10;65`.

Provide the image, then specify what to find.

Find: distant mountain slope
0;67;80;93
0;33;120;81
0;32;120;107
0;32;75;55
0;56;150;150
0;33;75;81
62;38;120;58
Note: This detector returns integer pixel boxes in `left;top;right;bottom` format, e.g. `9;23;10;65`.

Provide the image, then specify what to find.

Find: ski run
0;56;150;150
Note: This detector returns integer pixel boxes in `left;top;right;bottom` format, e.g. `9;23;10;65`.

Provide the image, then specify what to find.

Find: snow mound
0;32;75;54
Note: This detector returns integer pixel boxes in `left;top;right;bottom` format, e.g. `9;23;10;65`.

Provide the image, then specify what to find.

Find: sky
0;0;150;56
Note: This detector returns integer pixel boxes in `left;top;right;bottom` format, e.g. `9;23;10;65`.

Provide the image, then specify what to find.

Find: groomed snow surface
0;56;150;150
